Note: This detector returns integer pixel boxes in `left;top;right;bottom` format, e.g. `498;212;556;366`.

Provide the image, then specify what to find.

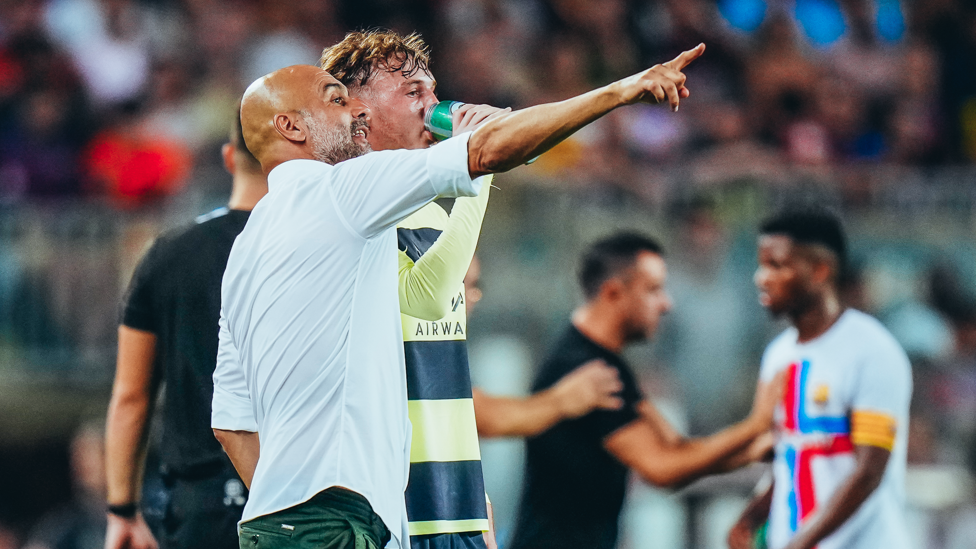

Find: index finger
664;43;705;72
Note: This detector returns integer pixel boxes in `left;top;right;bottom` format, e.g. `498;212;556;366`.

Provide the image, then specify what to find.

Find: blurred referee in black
103;109;267;549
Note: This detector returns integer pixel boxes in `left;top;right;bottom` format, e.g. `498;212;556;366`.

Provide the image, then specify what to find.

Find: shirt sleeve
849;337;912;451
329;132;482;238
120;238;163;332
577;360;643;440
211;309;257;432
398;176;492;320
758;331;792;382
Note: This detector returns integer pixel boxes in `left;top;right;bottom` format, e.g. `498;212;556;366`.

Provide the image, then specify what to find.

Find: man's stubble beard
304;115;372;165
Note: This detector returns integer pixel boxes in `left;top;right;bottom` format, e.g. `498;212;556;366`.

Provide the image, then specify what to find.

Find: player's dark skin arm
213;429;260;489
782;445;890;549
105;326;160;549
728;483;774;549
604;371;784;489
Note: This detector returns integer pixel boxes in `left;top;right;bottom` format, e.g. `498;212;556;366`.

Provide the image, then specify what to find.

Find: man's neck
571;303;625;354
227;174;270;211
790;292;844;343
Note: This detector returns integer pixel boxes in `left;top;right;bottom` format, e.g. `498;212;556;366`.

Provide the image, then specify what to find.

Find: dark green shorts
239;488;391;549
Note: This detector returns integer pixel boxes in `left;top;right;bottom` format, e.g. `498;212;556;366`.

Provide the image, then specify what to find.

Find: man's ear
600;277;625;303
273;113;306;144
811;259;833;287
221;143;235;175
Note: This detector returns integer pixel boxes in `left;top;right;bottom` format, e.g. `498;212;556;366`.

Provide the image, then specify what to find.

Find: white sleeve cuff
211;387;258;432
426;132;482;199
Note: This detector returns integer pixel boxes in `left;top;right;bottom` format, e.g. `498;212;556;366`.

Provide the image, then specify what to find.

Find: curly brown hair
319;30;432;89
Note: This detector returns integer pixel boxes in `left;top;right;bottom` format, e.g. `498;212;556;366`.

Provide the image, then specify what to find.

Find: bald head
241;65;372;173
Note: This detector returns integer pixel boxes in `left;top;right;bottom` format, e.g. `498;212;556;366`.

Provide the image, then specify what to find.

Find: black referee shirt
508;324;644;549
121;208;250;475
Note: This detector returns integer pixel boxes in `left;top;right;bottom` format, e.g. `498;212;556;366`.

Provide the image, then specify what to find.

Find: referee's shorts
158;460;247;549
410;532;487;549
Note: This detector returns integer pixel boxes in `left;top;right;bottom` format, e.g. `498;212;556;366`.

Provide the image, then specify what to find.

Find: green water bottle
424;100;538;163
424;101;464;141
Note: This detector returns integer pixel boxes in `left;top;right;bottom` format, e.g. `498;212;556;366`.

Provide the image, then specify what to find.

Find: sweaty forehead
363;66;436;93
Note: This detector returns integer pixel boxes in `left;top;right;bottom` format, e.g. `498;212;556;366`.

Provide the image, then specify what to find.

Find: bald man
212;49;704;549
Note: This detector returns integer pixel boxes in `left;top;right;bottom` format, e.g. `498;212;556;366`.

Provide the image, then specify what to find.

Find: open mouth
351;122;369;142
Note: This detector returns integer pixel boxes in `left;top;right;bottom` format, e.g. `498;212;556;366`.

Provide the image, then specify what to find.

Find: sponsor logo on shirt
813;384;830;407
402;288;468;342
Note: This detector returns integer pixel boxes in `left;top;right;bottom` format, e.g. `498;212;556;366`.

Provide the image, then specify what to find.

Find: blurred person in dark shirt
103;110;267;549
507;232;783;549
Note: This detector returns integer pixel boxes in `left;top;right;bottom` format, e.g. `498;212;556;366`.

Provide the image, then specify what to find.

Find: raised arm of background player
398;176;492;320
464;44;705;178
728;447;892;549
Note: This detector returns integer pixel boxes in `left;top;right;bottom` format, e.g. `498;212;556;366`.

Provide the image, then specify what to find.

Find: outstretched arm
104;326;160;549
467;44;705;176
399;179;491;320
710;431;776;474
604;370;784;488
782;445;890;549
473;359;624;438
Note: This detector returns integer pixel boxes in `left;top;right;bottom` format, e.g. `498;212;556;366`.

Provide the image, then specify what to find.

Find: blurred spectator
22;421;107;549
920;265;976;468
43;0;184;108
0;32;91;199
540;0;638;81
745;14;823;149
689;100;787;185
81;106;192;207
862;251;954;363
241;0;319;85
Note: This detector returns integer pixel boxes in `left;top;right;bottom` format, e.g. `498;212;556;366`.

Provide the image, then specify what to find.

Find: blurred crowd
2;0;976;206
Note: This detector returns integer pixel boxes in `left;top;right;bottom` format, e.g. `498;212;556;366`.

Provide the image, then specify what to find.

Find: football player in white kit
728;209;912;549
